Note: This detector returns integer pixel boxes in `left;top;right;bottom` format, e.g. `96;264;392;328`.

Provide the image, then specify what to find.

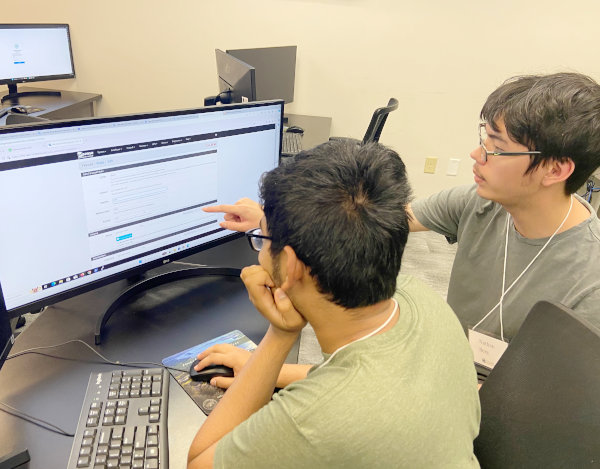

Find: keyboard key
79;446;92;457
146;446;158;459
134;429;146;450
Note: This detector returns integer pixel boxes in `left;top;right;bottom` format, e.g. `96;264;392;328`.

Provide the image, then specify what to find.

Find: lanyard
473;195;574;341
315;298;398;371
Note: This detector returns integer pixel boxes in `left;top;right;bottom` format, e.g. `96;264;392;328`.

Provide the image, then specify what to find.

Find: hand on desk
202;198;263;232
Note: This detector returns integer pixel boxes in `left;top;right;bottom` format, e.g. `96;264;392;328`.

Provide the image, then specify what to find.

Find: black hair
481;72;600;194
260;140;412;309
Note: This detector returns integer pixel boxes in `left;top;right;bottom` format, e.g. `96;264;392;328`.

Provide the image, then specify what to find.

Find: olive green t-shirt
214;274;480;468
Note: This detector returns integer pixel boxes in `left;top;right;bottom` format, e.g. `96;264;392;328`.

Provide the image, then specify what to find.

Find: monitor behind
474;300;600;468
215;49;256;103
227;46;296;103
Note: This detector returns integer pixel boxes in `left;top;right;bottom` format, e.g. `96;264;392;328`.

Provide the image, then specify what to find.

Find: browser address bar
0;136;45;146
47;138;84;148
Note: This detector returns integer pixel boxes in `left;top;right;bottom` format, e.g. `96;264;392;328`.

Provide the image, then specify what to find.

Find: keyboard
282;131;303;157
67;368;169;469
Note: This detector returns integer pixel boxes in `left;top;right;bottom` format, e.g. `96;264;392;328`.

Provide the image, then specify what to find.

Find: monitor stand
94;266;241;345
1;83;61;104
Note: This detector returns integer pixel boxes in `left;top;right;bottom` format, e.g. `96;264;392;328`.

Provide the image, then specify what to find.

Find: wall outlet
447;158;460;176
424;157;438;174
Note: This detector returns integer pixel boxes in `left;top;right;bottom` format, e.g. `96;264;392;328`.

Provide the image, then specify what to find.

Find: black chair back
361;97;398;144
475;300;600;468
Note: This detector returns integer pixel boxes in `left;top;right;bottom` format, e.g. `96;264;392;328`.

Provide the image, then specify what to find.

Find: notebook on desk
162;330;257;415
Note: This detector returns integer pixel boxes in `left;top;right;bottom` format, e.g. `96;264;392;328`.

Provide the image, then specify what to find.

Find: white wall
5;0;600;198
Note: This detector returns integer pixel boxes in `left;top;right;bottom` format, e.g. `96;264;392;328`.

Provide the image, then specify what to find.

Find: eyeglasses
245;228;273;252
478;122;541;163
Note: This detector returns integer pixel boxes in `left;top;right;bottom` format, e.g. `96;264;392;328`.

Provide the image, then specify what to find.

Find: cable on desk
2;339;192;438
0;401;75;437
7;339;188;373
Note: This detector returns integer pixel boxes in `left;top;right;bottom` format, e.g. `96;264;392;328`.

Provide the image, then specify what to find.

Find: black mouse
189;359;234;382
286;125;304;134
11;106;30;114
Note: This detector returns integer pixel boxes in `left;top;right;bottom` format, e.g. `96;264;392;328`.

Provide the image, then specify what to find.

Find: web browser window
0;102;282;313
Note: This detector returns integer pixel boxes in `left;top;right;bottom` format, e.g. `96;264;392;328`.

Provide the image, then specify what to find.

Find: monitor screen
215;49;256;104
0;100;284;318
0;24;75;87
227;46;296;104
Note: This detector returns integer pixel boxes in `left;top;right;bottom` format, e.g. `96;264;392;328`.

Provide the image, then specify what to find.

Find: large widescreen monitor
227;46;297;104
0;100;284;320
0;23;75;103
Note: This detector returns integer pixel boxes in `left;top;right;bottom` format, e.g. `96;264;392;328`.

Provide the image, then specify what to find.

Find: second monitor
226;46;296;104
209;46;297;105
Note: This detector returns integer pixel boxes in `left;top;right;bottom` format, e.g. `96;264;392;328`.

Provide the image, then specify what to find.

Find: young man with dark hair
409;72;600;374
188;141;480;468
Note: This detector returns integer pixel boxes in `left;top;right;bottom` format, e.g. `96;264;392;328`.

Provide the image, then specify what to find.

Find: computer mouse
189;359;234;382
11;106;30;114
286;125;304;134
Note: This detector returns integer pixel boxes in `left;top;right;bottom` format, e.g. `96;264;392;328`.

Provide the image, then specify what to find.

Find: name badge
468;329;509;370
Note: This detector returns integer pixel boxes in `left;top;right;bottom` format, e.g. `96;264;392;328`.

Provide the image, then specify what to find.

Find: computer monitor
226;46;297;104
0;23;75;103
0;100;284;323
211;49;256;105
0;309;13;372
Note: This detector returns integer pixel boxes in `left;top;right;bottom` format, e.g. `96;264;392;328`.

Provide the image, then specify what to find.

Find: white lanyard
473;195;574;341
315;298;398;370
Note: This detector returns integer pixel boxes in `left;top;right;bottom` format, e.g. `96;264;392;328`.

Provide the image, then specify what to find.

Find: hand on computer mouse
193;344;252;389
189;359;234;383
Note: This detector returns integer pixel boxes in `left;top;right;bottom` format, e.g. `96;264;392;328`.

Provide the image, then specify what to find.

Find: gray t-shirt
411;184;600;341
214;274;480;468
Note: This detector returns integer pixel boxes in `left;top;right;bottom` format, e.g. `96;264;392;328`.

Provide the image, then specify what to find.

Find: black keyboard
282;131;303;157
67;368;169;469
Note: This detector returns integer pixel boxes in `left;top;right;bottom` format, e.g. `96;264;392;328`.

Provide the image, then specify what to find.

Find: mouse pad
162;330;257;415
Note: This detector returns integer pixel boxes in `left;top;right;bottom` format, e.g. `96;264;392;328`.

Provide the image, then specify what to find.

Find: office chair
474;300;600;468
329;97;398;145
5;113;50;125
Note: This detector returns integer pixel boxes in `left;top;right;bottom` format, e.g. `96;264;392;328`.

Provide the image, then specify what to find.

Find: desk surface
0;237;293;468
1;87;101;125
285;113;332;151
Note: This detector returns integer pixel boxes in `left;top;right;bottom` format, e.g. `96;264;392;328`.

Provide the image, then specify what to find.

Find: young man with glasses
188;141;480;468
409;72;600;375
201;72;600;381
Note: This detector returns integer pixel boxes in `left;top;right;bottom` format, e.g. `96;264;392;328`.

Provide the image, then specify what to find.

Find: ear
279;245;307;291
541;158;575;188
